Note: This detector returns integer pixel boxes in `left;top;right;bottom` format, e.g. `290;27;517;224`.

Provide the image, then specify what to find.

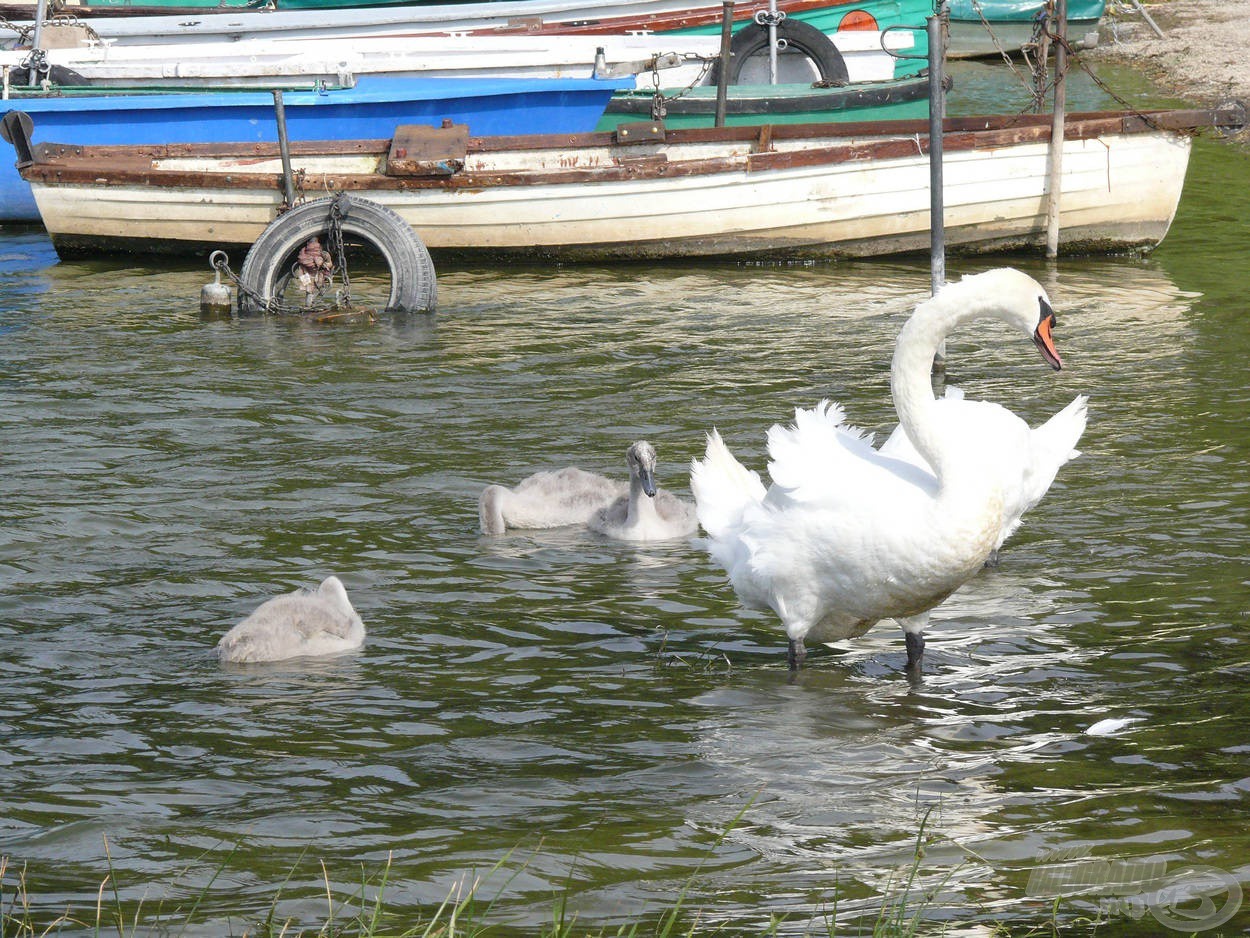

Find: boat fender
710;20;850;86
201;251;233;319
236;196;437;316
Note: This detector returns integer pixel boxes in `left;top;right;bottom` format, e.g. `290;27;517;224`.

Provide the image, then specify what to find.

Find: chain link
647;53;713;122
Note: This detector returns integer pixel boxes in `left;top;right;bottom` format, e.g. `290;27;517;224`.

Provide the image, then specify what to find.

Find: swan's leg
787;637;806;672
984;548;1002;568
898;613;929;673
904;631;925;672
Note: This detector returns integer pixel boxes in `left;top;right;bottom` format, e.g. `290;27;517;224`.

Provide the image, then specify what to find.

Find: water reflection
3;141;1250;934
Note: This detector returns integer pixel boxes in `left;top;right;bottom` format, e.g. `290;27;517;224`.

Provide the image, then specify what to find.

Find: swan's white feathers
217;576;365;664
691;267;1085;660
764;400;936;510
879;387;1088;549
688;429;766;539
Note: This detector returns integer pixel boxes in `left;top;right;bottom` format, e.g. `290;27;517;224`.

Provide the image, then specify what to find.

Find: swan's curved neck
890;286;1000;484
628;477;657;523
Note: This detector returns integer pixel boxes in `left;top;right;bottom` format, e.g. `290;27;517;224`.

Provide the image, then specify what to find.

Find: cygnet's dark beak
640;468;657;498
1033;298;1063;371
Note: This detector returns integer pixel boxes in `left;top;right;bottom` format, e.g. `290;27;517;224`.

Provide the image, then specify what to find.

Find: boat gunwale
17;108;1230;192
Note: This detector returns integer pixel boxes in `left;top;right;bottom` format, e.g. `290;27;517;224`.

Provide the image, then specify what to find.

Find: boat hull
17;111;1216;261
597;75;933;129
0;75;629;222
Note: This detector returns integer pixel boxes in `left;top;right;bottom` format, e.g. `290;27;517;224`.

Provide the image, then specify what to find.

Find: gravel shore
1087;0;1250;108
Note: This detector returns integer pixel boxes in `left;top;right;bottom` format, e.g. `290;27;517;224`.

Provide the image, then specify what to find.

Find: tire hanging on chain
709;19;850;86
236;195;437;315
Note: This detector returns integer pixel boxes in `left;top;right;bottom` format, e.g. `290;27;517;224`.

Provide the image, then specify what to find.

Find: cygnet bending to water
588;441;699;542
479;464;627;535
216;575;365;663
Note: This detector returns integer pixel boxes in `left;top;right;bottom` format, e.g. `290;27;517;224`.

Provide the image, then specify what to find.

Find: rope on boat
967;0;1180;134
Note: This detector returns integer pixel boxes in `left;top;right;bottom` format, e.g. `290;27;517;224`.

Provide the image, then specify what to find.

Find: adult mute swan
877;384;1088;561
217;575;365;663
588;440;699;542
690;268;1081;674
479;463;626;535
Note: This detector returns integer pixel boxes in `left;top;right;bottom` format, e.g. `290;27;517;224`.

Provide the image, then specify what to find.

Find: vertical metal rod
1045;0;1067;258
928;7;948;373
928;9;946;298
715;0;733;127
767;0;779;84
272;89;297;208
27;0;49;87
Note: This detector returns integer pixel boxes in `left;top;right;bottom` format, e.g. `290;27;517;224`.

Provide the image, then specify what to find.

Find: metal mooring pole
928;6;947;297
27;0;48;87
272;90;297;209
715;1;733;127
1045;0;1068;258
928;5;948;372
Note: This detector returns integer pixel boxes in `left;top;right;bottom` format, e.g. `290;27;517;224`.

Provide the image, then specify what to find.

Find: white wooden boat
0;0;920;46
11;106;1241;261
0;29;911;89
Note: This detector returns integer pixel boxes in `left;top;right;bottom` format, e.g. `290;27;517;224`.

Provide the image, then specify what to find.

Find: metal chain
965;0;1169;132
647;53;713;122
207;197;358;318
326;192;353;309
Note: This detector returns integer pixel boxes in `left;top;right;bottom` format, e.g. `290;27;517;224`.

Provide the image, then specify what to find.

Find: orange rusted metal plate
387;124;469;177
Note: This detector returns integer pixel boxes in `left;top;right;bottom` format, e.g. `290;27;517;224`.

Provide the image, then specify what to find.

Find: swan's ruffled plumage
691;268;1085;670
217;575;365;664
878;387;1088;549
479;466;626;535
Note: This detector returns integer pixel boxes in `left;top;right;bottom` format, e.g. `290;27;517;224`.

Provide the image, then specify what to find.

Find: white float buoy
201;250;233;318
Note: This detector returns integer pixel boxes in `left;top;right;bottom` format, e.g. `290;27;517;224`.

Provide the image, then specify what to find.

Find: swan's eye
1038;296;1056;326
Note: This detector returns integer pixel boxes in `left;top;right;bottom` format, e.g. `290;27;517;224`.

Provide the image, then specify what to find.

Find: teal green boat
947;0;1106;56
596;72;936;131
667;0;935;78
79;0;265;8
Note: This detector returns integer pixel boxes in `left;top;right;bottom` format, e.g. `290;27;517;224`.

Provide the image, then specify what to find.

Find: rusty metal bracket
613;122;667;144
387;122;469;176
0;109;34;167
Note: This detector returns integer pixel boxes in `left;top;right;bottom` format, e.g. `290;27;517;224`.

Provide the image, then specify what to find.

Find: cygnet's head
626;440;658;497
960;268;1062;371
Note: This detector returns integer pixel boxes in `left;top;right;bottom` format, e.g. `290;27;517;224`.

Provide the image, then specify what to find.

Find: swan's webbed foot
984;548;1002;568
904;631;925;674
787;637;806;673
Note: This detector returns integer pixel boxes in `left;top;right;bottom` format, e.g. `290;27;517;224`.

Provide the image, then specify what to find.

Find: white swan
690;268;1082;673
587;440;699;542
479;463;626;535
217;575;365;663
877;384;1088;560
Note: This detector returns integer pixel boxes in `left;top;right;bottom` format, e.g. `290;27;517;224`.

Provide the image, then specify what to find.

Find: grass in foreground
1;812;1086;938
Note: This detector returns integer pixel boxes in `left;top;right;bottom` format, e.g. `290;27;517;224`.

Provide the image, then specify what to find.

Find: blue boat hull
0;75;632;223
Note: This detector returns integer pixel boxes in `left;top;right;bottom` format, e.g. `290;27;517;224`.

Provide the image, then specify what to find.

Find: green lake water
1;58;1249;935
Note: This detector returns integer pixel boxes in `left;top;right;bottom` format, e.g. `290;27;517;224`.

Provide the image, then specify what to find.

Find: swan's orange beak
1033;300;1063;370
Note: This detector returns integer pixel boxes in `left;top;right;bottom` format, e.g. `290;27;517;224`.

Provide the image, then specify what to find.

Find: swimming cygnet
588;440;699;542
216;575;365;663
479;462;627;535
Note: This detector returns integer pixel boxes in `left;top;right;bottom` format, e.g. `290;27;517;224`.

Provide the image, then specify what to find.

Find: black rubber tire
710;19;850;86
10;64;89;86
237;196;437;315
